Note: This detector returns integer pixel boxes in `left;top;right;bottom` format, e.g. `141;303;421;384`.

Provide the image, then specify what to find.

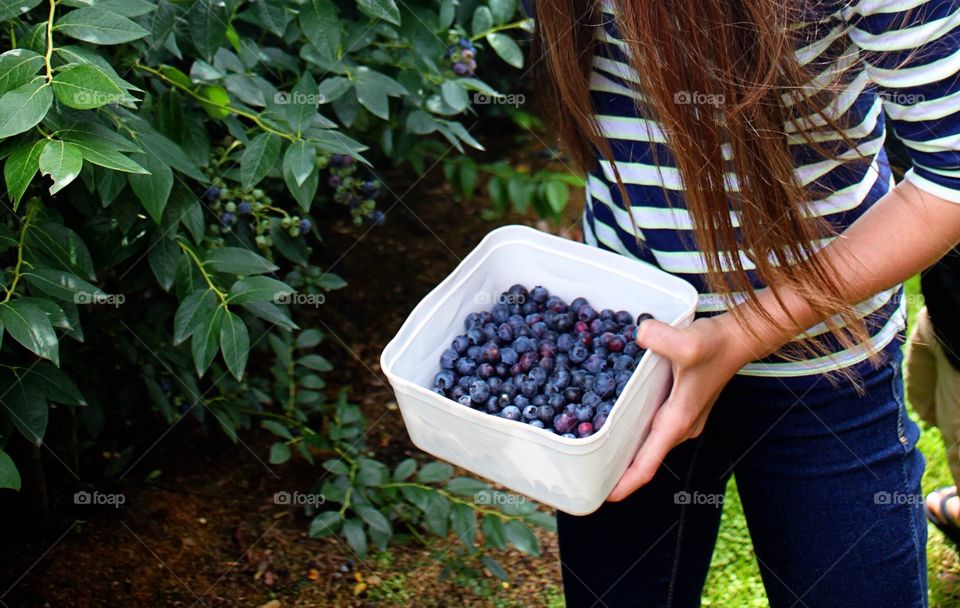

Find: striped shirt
581;0;960;379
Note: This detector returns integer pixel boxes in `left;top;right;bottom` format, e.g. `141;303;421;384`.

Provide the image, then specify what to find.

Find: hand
607;314;755;502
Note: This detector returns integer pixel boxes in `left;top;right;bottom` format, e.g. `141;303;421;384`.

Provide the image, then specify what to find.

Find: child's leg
733;359;927;608
556;404;735;608
933;335;960;486
906;306;938;427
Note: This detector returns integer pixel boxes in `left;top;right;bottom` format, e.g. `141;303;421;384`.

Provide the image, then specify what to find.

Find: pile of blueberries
431;284;653;439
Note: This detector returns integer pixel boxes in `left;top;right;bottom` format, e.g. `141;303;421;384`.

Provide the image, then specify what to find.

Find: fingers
635;319;698;365
607;399;690;502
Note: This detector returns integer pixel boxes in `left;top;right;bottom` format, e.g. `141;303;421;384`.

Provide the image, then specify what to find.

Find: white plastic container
380;225;698;515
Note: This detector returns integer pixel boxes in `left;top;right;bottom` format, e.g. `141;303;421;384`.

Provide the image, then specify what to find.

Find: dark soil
0;135;582;608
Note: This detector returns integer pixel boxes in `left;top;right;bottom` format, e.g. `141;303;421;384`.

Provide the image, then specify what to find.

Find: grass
700;275;960;607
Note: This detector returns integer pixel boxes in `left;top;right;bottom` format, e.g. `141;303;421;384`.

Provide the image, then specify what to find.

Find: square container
380;225;698;515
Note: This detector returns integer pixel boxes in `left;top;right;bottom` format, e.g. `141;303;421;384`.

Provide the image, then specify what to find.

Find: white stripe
848;0;928;17
903;168;960;203
883;86;960;121
862;46;960;89
849;5;960;51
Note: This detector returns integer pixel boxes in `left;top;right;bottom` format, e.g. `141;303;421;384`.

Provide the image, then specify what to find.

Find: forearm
717;181;960;363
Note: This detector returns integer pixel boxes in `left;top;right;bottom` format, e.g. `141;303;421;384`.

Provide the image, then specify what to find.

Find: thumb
634;319;694;365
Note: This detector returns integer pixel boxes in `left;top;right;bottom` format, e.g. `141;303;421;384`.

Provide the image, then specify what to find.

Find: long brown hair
533;0;878;366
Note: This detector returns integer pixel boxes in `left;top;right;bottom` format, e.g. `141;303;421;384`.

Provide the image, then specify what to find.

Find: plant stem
132;63;297;143
176;240;229;307
3;203;39;303
470;20;530;42
43;0;55;82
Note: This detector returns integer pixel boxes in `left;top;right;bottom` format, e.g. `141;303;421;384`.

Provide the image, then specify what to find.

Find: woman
526;0;960;605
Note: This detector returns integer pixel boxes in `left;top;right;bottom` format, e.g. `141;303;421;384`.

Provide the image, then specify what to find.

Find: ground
2;146;960;607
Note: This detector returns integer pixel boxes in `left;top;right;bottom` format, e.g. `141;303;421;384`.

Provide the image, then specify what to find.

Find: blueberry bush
0;0;555;564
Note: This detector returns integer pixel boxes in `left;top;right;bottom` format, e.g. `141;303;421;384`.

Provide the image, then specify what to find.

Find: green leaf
441;81;469;113
0;0;42;21
489;0;516;24
228;275;294;305
0;449;20;491
294;328;323;349
544;180;569;214
309;511;341;538
56;8;150;44
480;555;509;581
317;77;351;104
173;289;215;345
445;477;489;496
316;273;347;291
255;0;290;36
66;133;149;173
240;132;281;189
269;441;291;464
189;0;229;60
38;140;83;195
281;152;318;211
241;301;298;331
282;141;316;188
353;68;406;120
481;515;507;550
451;503;476;548
504;520;541;556
0;80;52;138
219;310;249;381
26;221;96;281
471;6;493;35
0;300;58;365
486;33;523;68
356;0;400;25
300;0;340;58
0;50;44;94
416;461;453;483
392;458;416;481
323;458;349;475
421;492;450;537
342;518;367;558
25;362;86;406
23;269;105;302
298;354;332;372
148;236;179;291
207;247;278;275
128;153;173;222
355;505;392;536
60;0;156;17
3;138;45;208
0;369;47;446
191;305;222;376
51;63;125;109
285;73;319;135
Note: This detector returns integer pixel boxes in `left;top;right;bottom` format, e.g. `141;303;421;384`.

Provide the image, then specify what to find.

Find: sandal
925;486;960;546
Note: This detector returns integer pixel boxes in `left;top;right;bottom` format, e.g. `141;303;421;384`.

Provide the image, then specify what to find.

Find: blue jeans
557;352;927;607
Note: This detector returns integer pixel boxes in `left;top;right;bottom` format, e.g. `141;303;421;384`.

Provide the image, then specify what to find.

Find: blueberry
624;342;640;357
570;297;588;313
513;336;534;354
531;321;548;338
636;312;655;326
480;342;500;363
520;377;538;398
576;421;595;438
551;369;571;390
607;335;626;353
597;402;614;417
561;432;576;439
496;323;514;343
574;404;594;422
237;201;252;214
600;309;615;321
514;395;530;409
583;354;606;374
518;351;538;372
362;180;380;197
219;211;235;226
557;333;574;353
450;385;465;399
555;312;575;332
465;312;485;330
500;405;521;421
547;393;565;409
440;348;459;369
538;356;555;371
530;367;548;386
453;62;469;75
467;345;482;360
455;357;478;376
369;210;386;225
487;376;502;392
582;390;602;408
553;412;577;434
477;362;495;378
531;286;549;303
531;393;548;406
515;323;533;338
457;374;474;389
612;355;634;372
614;310;633;325
545;296;567;313
564;386;583;403
432;386;445;396
590;319;604;334
568;343;589;364
495;363;509;377
466;328;485;345
537;404;556;422
594;372;616;398
528;419;546;429
203;186;221;201
433;369;457;390
599;332;616;349
615;380;627;396
482;322;498;342
575;331;593;348
299;218;312;232
570;369;587;388
469;380;491;403
574;320;590;334
458;395;473;406
601;319;619;333
593;412;608;430
491;304;510;324
500;347;518;366
522;404;539;420
485;396;500;413
578;305;597;322
328;175;342;188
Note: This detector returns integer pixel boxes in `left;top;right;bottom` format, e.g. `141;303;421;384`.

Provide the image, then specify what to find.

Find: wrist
708;312;765;370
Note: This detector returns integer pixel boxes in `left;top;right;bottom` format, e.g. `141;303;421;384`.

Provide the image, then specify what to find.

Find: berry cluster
202;182;313;249
432;284;655;439
327;154;385;226
445;36;477;77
